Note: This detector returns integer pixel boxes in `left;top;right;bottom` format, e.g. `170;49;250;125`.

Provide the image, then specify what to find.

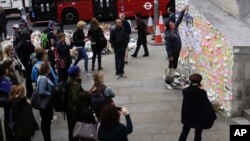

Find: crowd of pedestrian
0;4;217;141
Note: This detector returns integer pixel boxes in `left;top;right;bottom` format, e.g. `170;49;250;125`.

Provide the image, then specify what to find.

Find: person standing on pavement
119;13;131;64
12;24;22;49
56;33;72;82
87;18;104;71
37;62;54;141
110;19;129;79
165;6;188;84
179;73;217;141
0;6;8;41
73;21;91;75
98;104;133;141
131;13;149;58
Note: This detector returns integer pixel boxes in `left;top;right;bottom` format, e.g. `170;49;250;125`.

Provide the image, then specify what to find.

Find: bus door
93;0;117;20
30;0;56;21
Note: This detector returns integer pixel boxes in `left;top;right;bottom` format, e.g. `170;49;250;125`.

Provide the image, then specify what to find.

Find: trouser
66;110;77;141
74;47;89;72
92;50;102;69
178;125;203;141
25;67;33;98
133;40;149;56
15;137;31;141
0;26;7;40
4;102;14;140
40;109;53;141
115;49;126;75
169;52;180;69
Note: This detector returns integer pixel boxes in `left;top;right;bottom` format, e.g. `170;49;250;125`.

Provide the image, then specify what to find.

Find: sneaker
165;83;173;90
131;54;137;58
116;75;121;79
175;71;181;77
98;67;103;70
121;74;127;78
52;115;58;122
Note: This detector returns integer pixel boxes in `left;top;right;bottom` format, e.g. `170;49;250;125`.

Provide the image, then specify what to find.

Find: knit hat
189;73;202;86
104;87;115;98
68;66;80;76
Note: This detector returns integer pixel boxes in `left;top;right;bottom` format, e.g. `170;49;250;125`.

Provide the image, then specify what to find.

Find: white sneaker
52;115;58;122
165;83;173;89
116;75;121;79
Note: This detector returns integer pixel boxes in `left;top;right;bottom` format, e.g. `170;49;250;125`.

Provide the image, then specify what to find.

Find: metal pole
154;0;159;31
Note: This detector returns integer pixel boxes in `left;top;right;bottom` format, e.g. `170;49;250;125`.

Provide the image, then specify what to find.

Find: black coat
0;12;7;31
73;29;85;47
136;19;147;43
56;41;72;66
87;27;104;52
181;86;217;129
16;40;35;68
11;97;37;138
110;27;128;50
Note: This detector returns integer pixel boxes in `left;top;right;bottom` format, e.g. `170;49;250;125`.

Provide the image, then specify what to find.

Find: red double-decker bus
29;0;173;24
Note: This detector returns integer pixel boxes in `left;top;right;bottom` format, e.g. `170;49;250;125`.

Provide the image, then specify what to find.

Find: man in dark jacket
179;73;217;141
119;13;131;64
110;19;129;79
165;6;188;84
12;24;22;49
0;6;7;41
131;13;149;58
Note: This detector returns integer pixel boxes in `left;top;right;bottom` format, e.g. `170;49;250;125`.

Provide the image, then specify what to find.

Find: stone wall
231;46;250;117
209;0;250;18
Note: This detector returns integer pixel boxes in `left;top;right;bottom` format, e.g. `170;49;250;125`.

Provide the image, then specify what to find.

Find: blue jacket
37;75;54;95
98;115;133;141
31;61;57;83
0;77;12;94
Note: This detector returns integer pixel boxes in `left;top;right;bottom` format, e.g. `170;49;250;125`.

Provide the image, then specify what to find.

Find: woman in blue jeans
72;21;89;73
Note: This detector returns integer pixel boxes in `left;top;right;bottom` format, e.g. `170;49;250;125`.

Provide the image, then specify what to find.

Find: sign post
154;0;159;31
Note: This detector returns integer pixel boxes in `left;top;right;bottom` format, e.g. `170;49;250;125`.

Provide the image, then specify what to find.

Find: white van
0;0;29;15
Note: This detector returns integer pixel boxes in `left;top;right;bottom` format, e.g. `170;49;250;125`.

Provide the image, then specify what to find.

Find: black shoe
131;54;137;58
142;54;149;57
125;61;128;64
98;67;103;70
91;68;95;71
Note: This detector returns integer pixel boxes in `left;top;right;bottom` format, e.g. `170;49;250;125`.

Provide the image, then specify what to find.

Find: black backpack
97;31;107;49
52;81;71;112
91;86;109;118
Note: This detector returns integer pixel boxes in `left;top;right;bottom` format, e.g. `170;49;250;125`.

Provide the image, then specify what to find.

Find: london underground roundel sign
143;2;153;10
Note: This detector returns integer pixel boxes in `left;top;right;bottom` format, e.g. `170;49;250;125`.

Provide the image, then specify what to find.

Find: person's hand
26;99;31;105
84;38;89;42
169;56;174;61
184;5;189;11
121;107;129;116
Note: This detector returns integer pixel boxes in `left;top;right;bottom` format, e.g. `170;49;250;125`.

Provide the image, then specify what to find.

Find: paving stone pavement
0;34;233;141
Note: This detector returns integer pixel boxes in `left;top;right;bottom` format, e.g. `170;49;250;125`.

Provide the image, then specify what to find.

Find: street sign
143;2;153;10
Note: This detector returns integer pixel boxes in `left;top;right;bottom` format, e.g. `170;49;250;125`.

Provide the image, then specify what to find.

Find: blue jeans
73;47;89;72
115;49;126;75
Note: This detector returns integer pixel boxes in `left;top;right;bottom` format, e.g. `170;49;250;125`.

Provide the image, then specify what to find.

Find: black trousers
179;125;203;141
58;66;69;82
66;110;78;141
115;49;126;75
133;40;149;56
4;102;14;140
169;52;180;69
92;50;102;69
40;109;53;141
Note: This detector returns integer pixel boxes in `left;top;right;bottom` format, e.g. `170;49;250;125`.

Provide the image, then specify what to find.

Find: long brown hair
10;85;25;101
90;18;100;30
100;104;120;129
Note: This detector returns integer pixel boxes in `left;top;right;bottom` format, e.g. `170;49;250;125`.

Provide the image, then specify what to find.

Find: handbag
54;48;66;69
144;27;150;35
165;62;175;84
31;78;52;110
73;112;100;141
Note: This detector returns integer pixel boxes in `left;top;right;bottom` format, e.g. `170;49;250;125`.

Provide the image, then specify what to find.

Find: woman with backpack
0;62;14;140
37;62;55;141
178;73;217;141
88;18;106;71
89;72;115;119
9;85;37;141
98;104;133;141
66;66;84;141
56;33;72;82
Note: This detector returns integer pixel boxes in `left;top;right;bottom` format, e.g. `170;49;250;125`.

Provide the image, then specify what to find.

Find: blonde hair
3;45;13;56
10;85;25;101
90;72;104;92
76;21;86;29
